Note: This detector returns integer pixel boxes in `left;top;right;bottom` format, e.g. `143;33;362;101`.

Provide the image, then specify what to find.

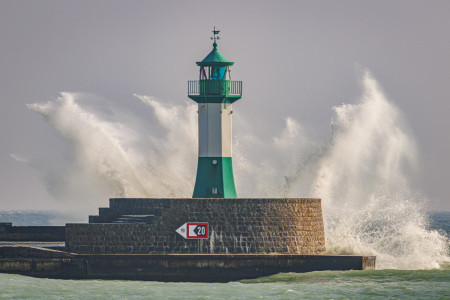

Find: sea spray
27;93;197;217
310;72;449;269
234;117;320;198
23;71;449;269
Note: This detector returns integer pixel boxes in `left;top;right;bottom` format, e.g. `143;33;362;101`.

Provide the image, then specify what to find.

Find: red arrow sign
176;222;209;239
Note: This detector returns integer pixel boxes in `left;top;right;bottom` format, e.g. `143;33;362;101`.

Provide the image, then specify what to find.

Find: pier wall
0;247;376;281
0;223;65;241
66;198;326;255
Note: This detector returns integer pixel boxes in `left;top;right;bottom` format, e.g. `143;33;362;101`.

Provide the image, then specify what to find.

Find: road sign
175;222;209;239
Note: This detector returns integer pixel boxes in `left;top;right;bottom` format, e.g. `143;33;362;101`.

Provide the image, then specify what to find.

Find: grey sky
0;1;449;211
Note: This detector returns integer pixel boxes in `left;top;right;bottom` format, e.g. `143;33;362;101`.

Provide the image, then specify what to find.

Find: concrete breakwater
0;198;377;281
68;198;326;255
0;246;376;282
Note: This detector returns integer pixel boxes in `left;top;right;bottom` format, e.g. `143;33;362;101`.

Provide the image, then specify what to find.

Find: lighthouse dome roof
196;42;234;67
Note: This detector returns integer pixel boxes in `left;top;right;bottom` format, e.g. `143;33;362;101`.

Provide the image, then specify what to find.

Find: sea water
0;269;448;299
2;70;449;298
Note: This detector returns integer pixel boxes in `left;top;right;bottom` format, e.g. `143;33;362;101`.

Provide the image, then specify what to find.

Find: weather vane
211;26;220;42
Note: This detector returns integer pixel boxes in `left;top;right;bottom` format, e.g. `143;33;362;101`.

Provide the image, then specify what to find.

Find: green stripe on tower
192;157;237;198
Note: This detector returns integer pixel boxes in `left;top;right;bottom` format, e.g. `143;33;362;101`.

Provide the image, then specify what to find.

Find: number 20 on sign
175;222;209;239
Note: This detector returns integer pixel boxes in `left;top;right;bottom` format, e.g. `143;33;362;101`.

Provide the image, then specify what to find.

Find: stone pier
66;198;326;255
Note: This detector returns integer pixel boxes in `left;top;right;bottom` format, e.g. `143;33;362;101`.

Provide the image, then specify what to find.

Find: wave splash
25;72;448;269
27;93;197;215
309;73;449;269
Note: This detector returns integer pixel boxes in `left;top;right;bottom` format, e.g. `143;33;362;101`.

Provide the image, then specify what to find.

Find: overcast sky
1;1;449;212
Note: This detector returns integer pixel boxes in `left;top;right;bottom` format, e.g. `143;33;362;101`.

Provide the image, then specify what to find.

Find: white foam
27;93;197;216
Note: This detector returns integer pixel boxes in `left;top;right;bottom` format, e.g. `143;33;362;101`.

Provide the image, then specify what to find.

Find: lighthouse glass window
200;67;208;80
210;67;226;80
199;66;230;80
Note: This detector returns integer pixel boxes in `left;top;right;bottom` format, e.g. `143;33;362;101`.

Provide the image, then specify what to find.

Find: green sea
0;211;449;299
1;269;449;299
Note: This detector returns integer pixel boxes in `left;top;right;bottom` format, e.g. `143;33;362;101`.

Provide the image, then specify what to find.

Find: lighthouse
188;28;242;198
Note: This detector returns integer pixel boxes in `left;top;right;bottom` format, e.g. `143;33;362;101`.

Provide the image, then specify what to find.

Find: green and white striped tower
188;28;242;198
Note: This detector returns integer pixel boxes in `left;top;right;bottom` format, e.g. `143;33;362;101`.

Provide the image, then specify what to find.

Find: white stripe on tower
221;103;232;157
198;103;232;157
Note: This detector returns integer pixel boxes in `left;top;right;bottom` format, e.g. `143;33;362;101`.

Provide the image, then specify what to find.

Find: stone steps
89;203;163;223
112;215;155;224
